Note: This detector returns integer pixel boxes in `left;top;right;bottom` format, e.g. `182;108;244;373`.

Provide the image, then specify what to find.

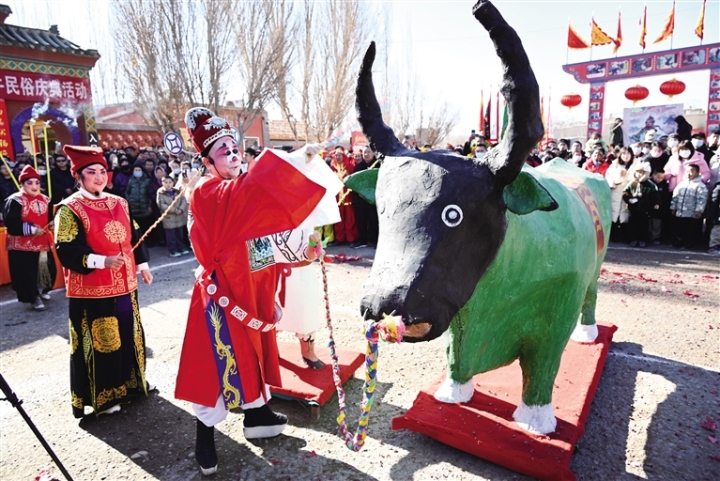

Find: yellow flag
591;18;614;46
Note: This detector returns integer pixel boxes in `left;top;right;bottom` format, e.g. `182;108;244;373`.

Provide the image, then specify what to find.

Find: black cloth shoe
195;419;218;476
243;404;288;439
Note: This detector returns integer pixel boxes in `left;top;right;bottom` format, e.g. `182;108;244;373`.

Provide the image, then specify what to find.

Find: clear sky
6;0;720;139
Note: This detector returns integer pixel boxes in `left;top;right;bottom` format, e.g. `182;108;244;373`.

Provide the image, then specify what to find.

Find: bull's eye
441;204;463;227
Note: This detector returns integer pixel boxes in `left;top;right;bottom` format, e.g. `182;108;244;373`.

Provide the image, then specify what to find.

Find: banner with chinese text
0;70;92;104
0;99;12;160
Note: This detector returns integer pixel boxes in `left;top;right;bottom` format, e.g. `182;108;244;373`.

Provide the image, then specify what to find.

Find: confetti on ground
702;417;717;432
683;290;700;299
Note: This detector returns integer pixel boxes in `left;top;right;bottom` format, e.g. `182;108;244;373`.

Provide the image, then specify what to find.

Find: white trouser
193;385;272;427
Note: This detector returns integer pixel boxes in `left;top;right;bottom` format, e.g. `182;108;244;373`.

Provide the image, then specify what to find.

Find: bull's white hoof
433;377;474;403
570;322;598;343
513;401;557;434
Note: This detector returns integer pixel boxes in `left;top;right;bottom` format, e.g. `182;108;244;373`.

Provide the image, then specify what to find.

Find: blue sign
163;132;184;155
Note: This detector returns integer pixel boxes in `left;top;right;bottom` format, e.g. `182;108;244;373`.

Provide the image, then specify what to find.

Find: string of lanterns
560;78;687;109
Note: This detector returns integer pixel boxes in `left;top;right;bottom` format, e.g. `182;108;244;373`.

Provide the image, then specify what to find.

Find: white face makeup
208;137;241;179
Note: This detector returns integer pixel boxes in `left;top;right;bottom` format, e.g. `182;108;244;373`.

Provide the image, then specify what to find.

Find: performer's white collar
79;186;107;199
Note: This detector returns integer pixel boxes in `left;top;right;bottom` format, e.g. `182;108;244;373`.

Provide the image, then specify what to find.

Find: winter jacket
664;151;711;192
156;186;188;230
111;169;132;197
651;179;671;219
582;159;610;177
584;138;609;156
708;154;720;189
675;118;693;142
670;176;708;218
50;167;76;204
125;173;152;218
623;176;659;214
610;123;624;147
605;163;631;223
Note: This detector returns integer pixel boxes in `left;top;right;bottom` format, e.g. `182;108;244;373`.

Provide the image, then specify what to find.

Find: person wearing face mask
629;142;644;162
665;133;680;155
664;140;712;193
174;108;328;476
582;147;610;176
692;132;713;164
2;165;56;311
53;145;154;418
605;147;634;242
124;161;154;240
474;143;487;160
646;142;669;174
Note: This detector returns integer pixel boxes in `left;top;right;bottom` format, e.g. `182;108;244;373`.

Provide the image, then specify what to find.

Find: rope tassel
321;258;405;451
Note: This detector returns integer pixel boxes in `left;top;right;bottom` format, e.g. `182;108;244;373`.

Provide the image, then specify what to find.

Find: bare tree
112;0;234;134
228;0;296;145
419;102;461;146
306;0;373;142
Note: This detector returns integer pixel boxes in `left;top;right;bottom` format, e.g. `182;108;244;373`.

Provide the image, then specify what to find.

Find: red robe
330;155;358;243
175;151;325;408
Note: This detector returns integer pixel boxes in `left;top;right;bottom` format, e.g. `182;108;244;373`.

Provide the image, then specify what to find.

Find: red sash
62;193;138;298
6;192;52;252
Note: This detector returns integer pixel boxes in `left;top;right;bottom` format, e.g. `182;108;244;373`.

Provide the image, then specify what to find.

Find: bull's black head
352;2;548;342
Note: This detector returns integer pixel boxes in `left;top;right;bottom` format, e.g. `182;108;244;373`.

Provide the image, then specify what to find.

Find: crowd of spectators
0;145;198;257
3;123;718;255
451;123;719;254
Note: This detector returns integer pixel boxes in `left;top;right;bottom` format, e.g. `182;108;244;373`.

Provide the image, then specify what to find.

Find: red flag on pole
654;1;675;44
613;10;623;54
639;4;647;50
591;18;614;46
695;0;706;40
479;89;485;135
568;23;590;49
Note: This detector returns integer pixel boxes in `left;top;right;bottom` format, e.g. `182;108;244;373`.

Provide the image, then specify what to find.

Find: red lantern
625;85;649;105
560;93;582;110
660;79;685;98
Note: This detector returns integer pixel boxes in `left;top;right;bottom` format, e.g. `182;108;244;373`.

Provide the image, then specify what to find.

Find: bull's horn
473;0;544;187
356;42;407;157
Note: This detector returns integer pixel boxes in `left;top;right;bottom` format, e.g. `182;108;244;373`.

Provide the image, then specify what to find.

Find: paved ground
0;243;718;481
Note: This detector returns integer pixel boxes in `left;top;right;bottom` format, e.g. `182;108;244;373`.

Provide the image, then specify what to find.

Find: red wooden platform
392;324;617;481
270;342;365;418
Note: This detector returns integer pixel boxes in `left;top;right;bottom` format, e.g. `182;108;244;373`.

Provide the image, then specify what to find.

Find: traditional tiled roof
0;5;99;58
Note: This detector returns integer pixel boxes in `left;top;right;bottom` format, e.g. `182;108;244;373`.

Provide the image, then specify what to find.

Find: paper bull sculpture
347;0;612;435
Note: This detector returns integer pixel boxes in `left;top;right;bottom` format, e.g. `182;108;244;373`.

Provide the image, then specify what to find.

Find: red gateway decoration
625;85;649;104
660;78;686;98
560;93;582;110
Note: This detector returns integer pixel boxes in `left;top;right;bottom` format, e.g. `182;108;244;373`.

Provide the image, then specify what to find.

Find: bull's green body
446;159;611;406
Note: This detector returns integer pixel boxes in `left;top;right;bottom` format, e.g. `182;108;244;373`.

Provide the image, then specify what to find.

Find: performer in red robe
2;165;56;310
174;108;325;476
330;146;358;244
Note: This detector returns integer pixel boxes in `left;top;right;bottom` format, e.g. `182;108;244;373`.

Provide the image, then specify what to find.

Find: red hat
185;107;234;155
63;145;108;175
18;165;41;183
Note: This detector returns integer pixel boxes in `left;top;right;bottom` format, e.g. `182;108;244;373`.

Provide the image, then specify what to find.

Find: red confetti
702;416;717;432
683;290;700;298
304;451;317;458
701;275;719;280
710;436;718;444
322;255;334;263
269;459;280;465
600;267;607;275
711;390;719;395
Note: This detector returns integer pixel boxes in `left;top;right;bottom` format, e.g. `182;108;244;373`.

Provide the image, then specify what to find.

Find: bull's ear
344;169;378;204
503;171;558;215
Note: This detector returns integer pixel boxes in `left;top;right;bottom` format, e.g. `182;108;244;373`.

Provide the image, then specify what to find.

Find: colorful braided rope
319;257;404;451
